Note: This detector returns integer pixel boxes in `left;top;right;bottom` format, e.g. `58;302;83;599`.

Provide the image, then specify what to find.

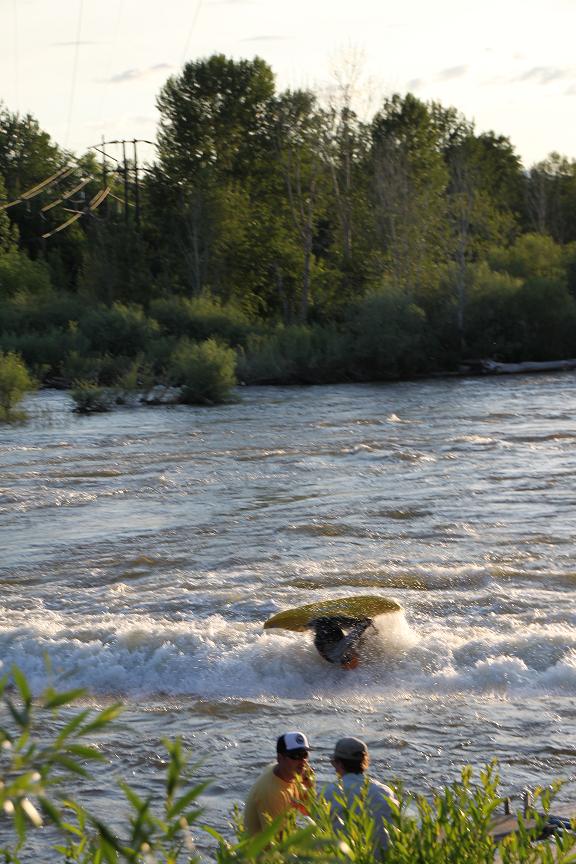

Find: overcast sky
2;0;575;168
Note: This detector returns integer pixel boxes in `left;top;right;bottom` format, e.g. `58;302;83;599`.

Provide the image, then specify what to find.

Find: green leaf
91;817;124;855
119;780;147;813
11;666;32;707
77;704;123;736
55;708;91;744
5;697;26;729
64;743;105;761
13;801;27;844
49;754;90;777
43;688;87;710
38;796;63;828
167;781;210;819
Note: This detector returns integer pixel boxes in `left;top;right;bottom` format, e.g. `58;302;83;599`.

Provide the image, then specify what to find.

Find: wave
1;609;574;701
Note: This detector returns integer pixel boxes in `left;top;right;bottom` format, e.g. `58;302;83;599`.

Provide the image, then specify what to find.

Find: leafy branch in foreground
0;665;122;853
1;666;575;863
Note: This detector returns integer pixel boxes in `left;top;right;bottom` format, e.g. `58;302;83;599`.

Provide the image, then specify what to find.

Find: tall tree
152;56;278;301
273;90;333;323
370;94;450;300
445;132;522;349
156;55;276;184
527;153;576;243
0;177;16;254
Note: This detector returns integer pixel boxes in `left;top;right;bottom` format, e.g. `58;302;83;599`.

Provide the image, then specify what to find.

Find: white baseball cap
277;731;311;754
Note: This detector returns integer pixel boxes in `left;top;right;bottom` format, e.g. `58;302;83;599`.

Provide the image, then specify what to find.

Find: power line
41;177;91;213
64;0;85;149
41;187;111;239
0;166;75;211
12;0;19;111
96;0;125;133
180;0;203;67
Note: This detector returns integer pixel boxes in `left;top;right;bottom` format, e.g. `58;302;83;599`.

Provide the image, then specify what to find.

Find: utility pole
122;140;129;224
101;135;108;216
89;138;157;228
133;139;140;228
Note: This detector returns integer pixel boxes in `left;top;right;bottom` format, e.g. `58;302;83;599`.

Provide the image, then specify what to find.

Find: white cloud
106;64;173;85
517;66;574;85
438;65;468;81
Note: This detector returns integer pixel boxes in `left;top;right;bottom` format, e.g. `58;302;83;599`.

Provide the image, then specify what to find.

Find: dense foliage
0;350;35;419
2;57;576;402
1;668;575;863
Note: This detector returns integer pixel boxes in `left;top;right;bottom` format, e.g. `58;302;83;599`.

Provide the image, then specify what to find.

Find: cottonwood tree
445;131;521;351
273;90;332;323
313;55;376;306
527;153;576;243
371;94;450;302
152;55;277;300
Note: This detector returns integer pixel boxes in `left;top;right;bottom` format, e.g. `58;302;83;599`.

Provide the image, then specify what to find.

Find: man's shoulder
248;764;277;791
321;779;339;798
367;777;396;801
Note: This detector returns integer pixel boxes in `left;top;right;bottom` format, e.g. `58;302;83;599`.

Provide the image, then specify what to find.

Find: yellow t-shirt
244;764;301;836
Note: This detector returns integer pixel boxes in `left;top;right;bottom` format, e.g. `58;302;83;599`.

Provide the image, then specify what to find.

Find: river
1;375;576;852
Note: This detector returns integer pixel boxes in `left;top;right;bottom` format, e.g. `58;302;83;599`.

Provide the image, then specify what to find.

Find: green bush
237;325;350;385
78;303;160;357
70;380;114;413
150;294;253;346
490;233;567;283
0;351;35;420
464;264;524;359
0;249;52;299
347;285;431;378
465;263;576;360
0;292;88;335
515;277;576;359
0;326;90;382
170;337;237;404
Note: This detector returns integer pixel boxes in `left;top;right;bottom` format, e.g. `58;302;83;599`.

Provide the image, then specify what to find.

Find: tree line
2;54;576;403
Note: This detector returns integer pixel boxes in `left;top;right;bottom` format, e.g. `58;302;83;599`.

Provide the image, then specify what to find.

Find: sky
1;0;576;170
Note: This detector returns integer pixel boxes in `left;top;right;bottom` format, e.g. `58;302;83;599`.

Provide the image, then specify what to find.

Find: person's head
331;737;369;776
275;731;311;781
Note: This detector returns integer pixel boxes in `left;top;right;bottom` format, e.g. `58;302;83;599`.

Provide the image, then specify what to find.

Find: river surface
1;376;576;853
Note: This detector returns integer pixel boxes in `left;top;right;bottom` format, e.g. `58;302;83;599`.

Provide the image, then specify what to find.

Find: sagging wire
0;166;75;211
42;186;110;239
40;177;92;213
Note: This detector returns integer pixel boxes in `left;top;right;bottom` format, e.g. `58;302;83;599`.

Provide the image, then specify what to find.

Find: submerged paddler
308;616;373;669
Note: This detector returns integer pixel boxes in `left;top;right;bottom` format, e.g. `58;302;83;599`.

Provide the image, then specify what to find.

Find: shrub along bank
3;232;576;415
0;667;575;863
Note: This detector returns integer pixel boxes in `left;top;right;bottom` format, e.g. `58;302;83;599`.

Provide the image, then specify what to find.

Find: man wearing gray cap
322;737;397;858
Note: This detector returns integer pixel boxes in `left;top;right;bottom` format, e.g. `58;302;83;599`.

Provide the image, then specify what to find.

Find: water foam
1;606;573;700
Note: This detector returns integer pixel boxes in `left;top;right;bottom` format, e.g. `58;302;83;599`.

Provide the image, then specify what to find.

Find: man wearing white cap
244;731;312;836
322;737;397;858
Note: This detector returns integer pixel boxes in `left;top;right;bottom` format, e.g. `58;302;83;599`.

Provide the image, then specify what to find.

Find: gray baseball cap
333;737;368;760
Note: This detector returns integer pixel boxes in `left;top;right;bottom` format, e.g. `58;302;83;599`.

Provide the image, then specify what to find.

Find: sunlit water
2;376;576;853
